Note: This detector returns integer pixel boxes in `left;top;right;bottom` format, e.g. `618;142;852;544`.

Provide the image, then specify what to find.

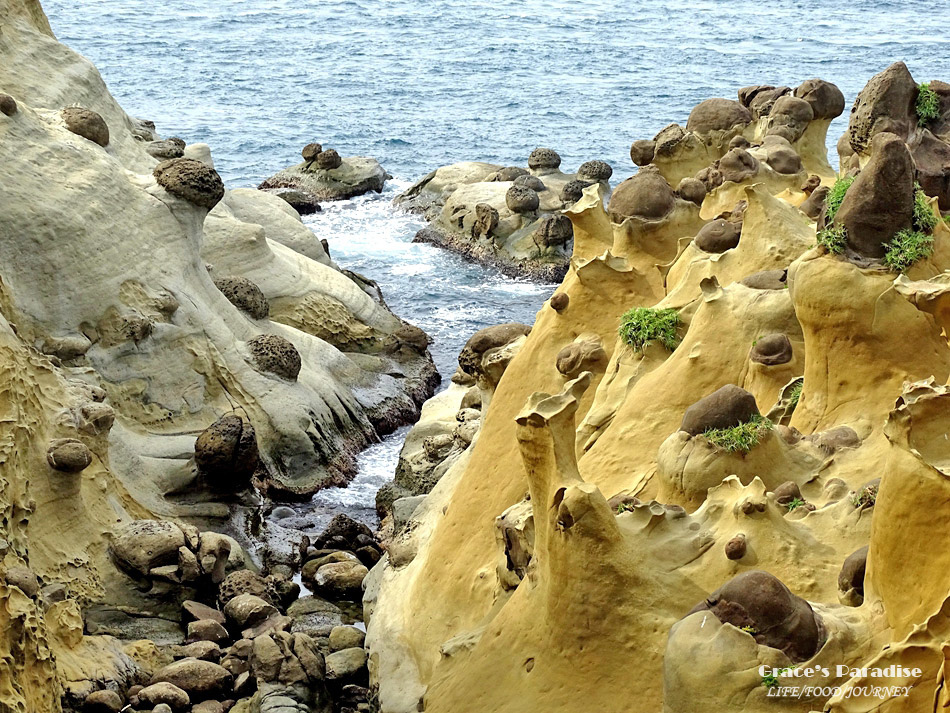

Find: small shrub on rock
883;228;934;272
703;414;773;453
916;83;940;125
618;307;681;352
817;225;848;254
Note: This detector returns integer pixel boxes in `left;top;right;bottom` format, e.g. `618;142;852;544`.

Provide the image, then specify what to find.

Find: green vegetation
883;228;934;272
825;175;855;223
851;483;878;510
761;666;796;690
787;380;803;409
739;625;758;635
916;83;941;125
817;225;848;254
615;502;636;514
703;415;773;453
618;307;681;352
913;184;939;233
786;497;806;512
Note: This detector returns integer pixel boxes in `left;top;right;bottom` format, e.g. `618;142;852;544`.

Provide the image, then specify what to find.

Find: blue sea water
41;0;950;523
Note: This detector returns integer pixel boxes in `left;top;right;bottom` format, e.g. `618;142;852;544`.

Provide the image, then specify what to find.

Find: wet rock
767;96;815;142
555;340;608;378
550;293;569;312
608;165;676;221
528;147;561;170
676;177;706;206
794;79;846;120
194;414;259;490
61;107;109;146
740;269;786;290
147;138;186;160
214;276;269;320
301;143;323;161
838;546;868;606
315;514;375;551
329;626;365;652
505;185;540;214
536;214;573;247
718;148;759;183
694;219;740;253
577;160;613;182
247;334;302;381
835;132;915;258
848;61;918;152
474;203;499;236
800;185;830;220
750;334;793;366
686;98;752;133
153;158;225;209
689;570;822;663
773;481;802;506
46;438;92;473
724;535;747;560
560;179;592;203
629;139;656;166
316;149;343;170
0;94;17;116
150;658;233;700
680;385;760;436
326;647;368;682
137;682;190;711
458;323;531;377
514;174;546;192
82;690;122;713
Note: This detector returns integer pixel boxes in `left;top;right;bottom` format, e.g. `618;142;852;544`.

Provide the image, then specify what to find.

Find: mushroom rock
764;143;803;175
458;323;531;377
772;480;802;505
686;98;752;134
738;85;791;119
766;96;815;143
834;132;915;258
694;219;740;253
536;214;573;247
680;384;760;436
213;276;269;320
316;149;343;170
555;338;608;378
577;160;613;182
848;61;918;153
838;546;868;607
505;184;540;214
749;333;793;366
686;570;822;663
301;142;323;161
717;148;759;184
560;179;592;203
514;174;546;192
676;177;706;206
528;147;561;171
153;158;225;210
800;185;829;220
61;106;109;147
794;78;846;120
46;438;92;473
630;139;657;166
246;334;302;381
194;414;259;490
0;93;17;116
607;165;676;222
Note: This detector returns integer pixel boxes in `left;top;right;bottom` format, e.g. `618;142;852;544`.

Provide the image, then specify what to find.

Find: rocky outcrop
395;150;614;280
259;143;389;202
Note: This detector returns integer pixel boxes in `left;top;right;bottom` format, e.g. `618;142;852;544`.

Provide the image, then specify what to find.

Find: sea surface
43;0;950;526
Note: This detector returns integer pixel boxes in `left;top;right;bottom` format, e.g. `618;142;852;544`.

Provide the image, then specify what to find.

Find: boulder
838;546;869;606
493;166;529;182
325;647;368;682
535;214;573;247
315;513;375;551
458;323;531;377
680;385;760;436
577;160;613;182
273;188;321;215
749;334;793;366
224;593;278;629
514;174;546;192
474;203;499;236
800;185;830;220
555;340;608;378
187;619;230;646
329;625;366;652
153;158;225;209
607;165;676;222
150;658;233;699
111;520;186;577
848;61;918;152
214;276;270;319
835;132;915;258
765;144;803;174
505;185;539;214
794;79;846;120
767;96;815;142
773;481;803;505
675;177;706;206
528;148;561;170
3;566;39;597
718;148;759;183
194;414;259;490
301;143;323;161
218;569;273;607
309;561;368;600
247;334;302;381
82;690;122;713
740;269;786;290
550;293;569;312
137;682;190;711
724;535;747;561
630;139;656;166
687;570;822;662
316;149;343;170
0;94;17;116
910;129;950;211
686;98;752;133
61;106;109;147
694;219;740;253
560;180;592;203
183;601;226;625
146;138;186;160
46;438;92;473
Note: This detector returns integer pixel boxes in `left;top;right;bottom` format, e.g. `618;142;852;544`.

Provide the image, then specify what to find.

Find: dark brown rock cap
607;165;676;222
153;158;225;209
680;385;760;436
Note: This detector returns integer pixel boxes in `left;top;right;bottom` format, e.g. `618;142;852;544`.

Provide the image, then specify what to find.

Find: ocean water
41;0;950;525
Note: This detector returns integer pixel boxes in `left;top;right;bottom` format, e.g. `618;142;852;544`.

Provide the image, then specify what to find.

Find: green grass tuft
916;83;941;125
618;307;681;352
703;415;773;453
787;380;803;409
825;176;855;223
883;228;934;272
817;225;848;254
786;497;806;512
913;184;938;233
851;484;878;510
